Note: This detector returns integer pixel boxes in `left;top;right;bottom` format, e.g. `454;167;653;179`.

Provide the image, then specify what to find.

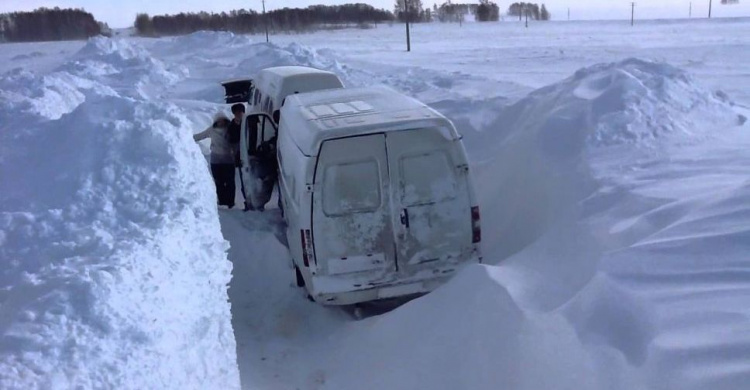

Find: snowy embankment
0;38;239;388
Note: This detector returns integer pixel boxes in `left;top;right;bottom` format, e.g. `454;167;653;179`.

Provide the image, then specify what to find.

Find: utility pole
689;2;692;18
405;0;411;52
708;0;713;18
631;2;635;26
262;0;269;43
525;8;529;28
568;8;570;21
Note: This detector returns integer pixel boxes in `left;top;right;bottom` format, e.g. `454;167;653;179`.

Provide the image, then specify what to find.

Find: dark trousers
211;163;236;207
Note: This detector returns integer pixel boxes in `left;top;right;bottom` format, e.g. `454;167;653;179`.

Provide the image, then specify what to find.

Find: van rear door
221;79;253;104
385;128;474;273
312;134;396;277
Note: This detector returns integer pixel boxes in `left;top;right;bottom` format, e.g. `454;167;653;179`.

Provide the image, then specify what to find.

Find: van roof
255;66;343;107
281;86;458;156
259;66;335;78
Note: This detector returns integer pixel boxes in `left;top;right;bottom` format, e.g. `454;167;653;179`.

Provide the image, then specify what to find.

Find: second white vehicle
224;66;345;210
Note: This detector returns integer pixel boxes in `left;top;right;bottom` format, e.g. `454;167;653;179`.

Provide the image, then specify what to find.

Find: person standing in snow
227;103;246;206
228;103;245;159
193;113;236;208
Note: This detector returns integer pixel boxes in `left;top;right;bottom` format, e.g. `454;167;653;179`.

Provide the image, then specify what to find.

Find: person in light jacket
194;112;237;208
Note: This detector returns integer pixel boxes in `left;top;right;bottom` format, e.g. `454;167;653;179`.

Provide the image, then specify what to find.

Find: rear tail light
300;229;314;267
471;206;481;243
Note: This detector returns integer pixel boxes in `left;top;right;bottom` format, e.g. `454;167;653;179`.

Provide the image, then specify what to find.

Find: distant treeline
134;4;394;36
431;1;500;23
0;8;107;42
395;0;500;23
508;2;551;21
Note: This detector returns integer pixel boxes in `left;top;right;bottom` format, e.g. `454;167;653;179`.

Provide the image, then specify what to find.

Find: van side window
400;151;457;206
323;159;381;216
254;90;260;105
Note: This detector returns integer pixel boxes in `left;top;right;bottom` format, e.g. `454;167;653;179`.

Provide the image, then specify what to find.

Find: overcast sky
1;0;748;28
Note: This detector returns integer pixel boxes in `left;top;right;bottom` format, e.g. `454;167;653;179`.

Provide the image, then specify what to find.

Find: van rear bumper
308;260;477;305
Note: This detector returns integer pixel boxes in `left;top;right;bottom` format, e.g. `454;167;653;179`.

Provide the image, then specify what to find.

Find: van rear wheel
295;266;305;287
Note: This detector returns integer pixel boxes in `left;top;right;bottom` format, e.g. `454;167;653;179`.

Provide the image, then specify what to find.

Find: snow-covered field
1;18;749;389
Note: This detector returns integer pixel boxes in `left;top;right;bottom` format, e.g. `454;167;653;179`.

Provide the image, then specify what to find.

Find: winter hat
213;112;230;127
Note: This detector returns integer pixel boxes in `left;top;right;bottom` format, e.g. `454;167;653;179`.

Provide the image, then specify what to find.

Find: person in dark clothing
228;103;246;207
228;103;244;160
194;113;236;208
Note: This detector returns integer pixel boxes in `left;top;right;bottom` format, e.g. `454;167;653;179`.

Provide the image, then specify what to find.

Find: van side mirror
273;110;280;124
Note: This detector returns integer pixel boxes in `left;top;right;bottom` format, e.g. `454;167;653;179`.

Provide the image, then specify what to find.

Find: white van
244;86;482;305
225;67;345;209
250;66;344;118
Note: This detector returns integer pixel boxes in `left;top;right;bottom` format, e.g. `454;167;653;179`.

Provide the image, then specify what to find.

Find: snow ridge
0;38;239;389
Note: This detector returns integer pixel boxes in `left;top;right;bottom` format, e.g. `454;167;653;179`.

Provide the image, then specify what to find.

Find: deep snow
0;38;239;389
1;18;749;390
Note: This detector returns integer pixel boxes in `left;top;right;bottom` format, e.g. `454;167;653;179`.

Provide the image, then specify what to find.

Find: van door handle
400;208;410;229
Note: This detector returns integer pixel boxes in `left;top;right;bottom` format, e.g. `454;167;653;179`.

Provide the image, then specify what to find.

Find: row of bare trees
396;1;500;23
134;4;394;36
0;8;106;42
507;2;551;21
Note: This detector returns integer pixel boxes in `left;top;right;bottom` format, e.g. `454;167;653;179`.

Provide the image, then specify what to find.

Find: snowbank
168;31;254;52
63;37;187;98
323;265;600;390
0;69;117;121
460;58;747;390
233;42;349;81
0;39;239;389
466;58;744;260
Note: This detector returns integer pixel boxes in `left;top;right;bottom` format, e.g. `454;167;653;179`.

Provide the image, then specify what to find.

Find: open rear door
221;79;253;104
386;128;474;274
240;113;278;209
312;134;396;277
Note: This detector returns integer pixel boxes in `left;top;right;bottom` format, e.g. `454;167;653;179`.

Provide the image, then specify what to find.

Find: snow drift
0;68;117;121
63;37;187;99
0;39;239;389
323;265;600;390
465;58;744;261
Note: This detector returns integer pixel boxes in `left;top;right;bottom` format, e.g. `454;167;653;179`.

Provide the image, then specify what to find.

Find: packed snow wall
0;38;240;389
464;58;744;261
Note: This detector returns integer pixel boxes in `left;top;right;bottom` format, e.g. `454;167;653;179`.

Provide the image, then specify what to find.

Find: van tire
295;266;305;287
